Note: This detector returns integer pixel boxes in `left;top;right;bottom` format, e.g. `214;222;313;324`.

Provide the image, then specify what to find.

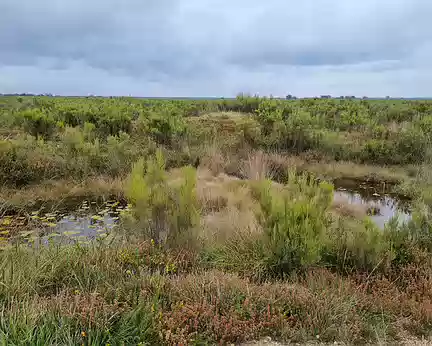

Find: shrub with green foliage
20;108;57;138
126;149;199;246
324;217;392;273
252;174;333;277
206;171;334;279
0;136;65;186
2;95;432;185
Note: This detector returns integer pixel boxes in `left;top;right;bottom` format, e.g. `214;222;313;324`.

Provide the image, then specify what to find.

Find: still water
333;184;411;228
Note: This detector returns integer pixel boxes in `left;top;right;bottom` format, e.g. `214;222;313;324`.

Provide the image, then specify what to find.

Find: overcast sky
1;0;431;97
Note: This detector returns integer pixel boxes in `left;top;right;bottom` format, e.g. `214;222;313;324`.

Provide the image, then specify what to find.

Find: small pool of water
40;199;130;245
333;187;411;228
0;199;130;246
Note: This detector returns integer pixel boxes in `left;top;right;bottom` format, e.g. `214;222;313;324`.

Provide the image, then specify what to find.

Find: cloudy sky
1;0;431;97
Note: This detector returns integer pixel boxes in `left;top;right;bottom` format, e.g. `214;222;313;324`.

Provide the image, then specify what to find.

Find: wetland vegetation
1;95;432;344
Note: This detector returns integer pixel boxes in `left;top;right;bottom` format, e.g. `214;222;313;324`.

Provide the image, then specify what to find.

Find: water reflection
2;199;130;246
334;188;411;228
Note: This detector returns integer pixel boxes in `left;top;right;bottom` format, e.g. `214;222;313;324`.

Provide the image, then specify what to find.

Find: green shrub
228;94;261;113
361;139;394;164
385;104;416;123
394;127;428;164
389;203;432;256
255;99;282;136
105;132;137;176
20;109;57;138
253;176;332;277
96;108;132;137
126;150;199;245
338;110;369;130
324;218;392;273
167;165;200;246
0;136;65;186
206;172;333;279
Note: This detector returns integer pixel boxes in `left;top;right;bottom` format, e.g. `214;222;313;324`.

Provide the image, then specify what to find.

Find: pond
333;180;411;228
0;199;130;246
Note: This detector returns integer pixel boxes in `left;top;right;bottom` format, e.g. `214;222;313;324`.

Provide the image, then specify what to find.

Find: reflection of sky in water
44;214;116;243
334;189;411;229
31;200;128;246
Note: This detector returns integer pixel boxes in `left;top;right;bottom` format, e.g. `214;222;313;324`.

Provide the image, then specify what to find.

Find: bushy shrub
361;139;394;164
0;136;65;186
338;110;369;130
206;172;334;279
385;104;416;123
385;203;432;266
61;126;104;174
96;108;132;137
394;127;428;164
138;108;187;147
255;99;283;136
229;94;261;113
105;132;139;176
20;109;57;138
324;218;392;273
253;176;333;277
126;150;199;245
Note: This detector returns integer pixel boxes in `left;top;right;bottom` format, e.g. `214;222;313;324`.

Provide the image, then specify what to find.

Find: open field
1;95;432;344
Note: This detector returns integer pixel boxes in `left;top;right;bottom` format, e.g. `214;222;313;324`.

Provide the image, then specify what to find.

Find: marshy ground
0;96;432;345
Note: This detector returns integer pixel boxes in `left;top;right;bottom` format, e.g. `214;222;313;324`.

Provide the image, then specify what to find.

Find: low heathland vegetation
0;95;432;344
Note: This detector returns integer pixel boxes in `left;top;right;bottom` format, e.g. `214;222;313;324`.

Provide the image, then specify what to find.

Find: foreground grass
0;240;431;345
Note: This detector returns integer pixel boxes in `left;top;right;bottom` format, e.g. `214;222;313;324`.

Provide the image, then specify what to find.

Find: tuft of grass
0;176;125;212
241;150;275;181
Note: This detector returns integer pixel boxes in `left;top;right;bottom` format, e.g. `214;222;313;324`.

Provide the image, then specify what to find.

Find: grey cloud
223;0;432;67
0;0;189;76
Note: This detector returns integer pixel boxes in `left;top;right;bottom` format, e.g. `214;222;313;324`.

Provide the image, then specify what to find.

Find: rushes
241;150;275;181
